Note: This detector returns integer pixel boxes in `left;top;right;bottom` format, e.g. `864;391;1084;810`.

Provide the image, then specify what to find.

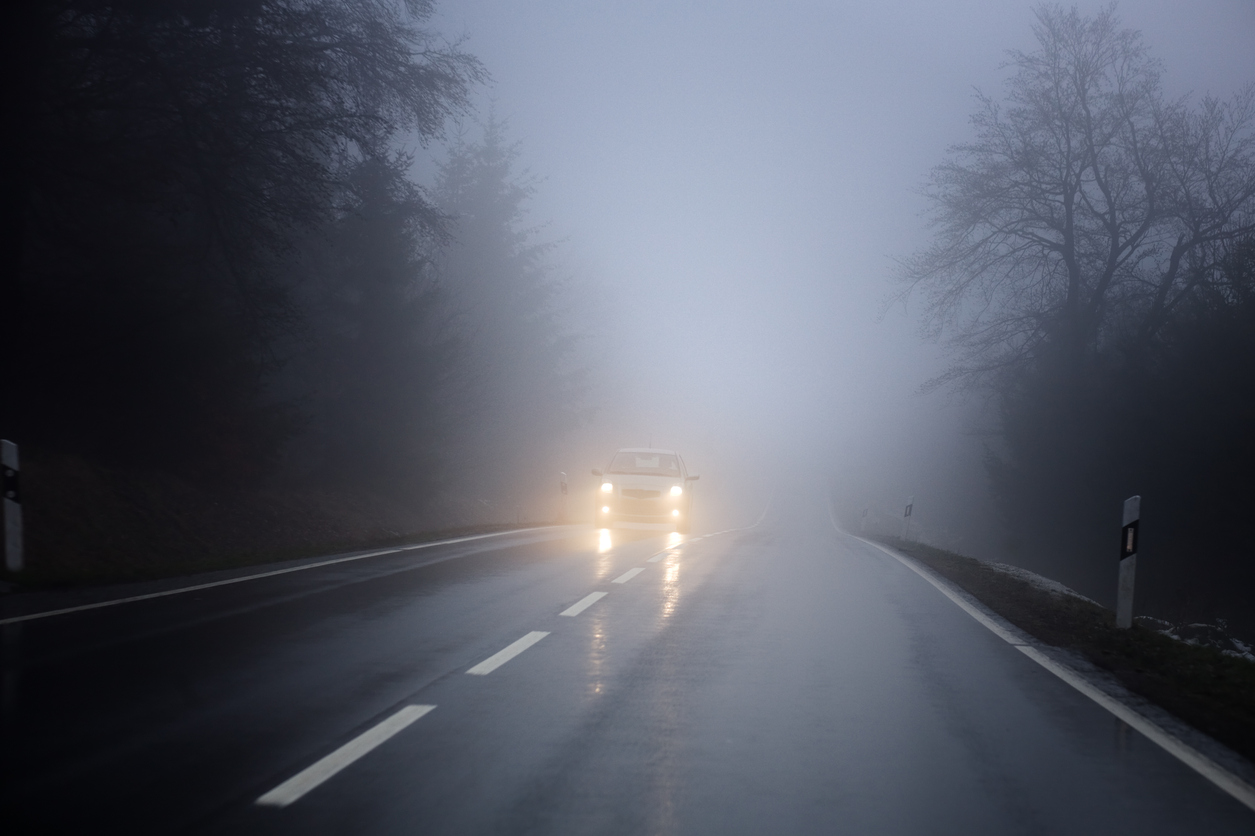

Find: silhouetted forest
903;6;1255;632
2;0;584;577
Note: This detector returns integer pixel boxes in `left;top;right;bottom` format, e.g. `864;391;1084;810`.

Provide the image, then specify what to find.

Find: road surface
2;495;1252;834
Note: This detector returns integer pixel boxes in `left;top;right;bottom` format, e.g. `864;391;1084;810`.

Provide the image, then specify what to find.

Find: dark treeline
902;6;1255;633
433;119;589;511
2;0;584;576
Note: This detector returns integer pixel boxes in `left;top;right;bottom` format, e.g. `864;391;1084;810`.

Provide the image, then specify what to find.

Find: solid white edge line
835;521;1255;814
612;567;645;584
1016;645;1255;812
559;591;607;617
1;526;579;626
686;499;769;543
256;704;435;808
466;631;550;675
751;499;771;528
858;537;1026;646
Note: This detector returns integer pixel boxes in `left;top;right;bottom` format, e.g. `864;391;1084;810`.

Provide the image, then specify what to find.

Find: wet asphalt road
2;497;1253;834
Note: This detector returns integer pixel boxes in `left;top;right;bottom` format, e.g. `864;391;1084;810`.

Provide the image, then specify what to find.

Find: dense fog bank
4;0;1253;642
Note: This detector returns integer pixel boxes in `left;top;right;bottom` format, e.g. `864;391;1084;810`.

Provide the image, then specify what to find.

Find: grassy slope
870;536;1255;766
1;448;556;589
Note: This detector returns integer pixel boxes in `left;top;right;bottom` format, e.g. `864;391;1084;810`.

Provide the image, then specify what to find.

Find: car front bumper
596;495;688;524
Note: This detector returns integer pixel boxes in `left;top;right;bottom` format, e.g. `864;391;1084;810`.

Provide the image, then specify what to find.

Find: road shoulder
846;531;1255;812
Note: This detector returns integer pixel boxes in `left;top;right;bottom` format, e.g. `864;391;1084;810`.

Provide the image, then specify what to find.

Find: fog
429;0;1255;551
6;0;1253;625
6;6;1255;825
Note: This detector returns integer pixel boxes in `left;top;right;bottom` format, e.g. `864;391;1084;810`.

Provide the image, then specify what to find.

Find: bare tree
899;3;1255;390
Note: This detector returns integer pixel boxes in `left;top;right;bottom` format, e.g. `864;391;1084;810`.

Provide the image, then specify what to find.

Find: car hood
607;474;681;491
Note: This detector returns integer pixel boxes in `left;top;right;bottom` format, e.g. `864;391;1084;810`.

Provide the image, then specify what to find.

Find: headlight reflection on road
587;612;608;697
662;560;681;619
665;532;683;549
594;529;614;580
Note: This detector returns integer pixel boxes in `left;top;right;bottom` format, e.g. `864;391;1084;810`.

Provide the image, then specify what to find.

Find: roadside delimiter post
1116;495;1140;629
903;496;913;541
2;439;21;573
558;472;568;523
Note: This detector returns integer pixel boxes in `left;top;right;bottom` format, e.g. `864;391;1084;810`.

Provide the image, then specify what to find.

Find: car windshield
607;452;681;476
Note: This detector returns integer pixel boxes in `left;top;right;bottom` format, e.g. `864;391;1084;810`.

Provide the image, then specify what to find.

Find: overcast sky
429;0;1255;542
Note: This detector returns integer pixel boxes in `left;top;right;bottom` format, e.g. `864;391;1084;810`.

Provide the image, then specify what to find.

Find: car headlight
670;485;683;496
601;482;614;493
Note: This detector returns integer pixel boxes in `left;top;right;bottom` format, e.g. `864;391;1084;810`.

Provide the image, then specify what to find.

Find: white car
592;448;699;532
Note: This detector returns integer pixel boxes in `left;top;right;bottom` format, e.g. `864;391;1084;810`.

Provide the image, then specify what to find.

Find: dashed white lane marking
249;515;757;810
559;591;607;617
467;631;550;675
612;568;645;584
256;704;435;807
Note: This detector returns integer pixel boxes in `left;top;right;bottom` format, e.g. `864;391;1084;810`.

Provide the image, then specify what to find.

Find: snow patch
984;562;1100;605
1232;637;1255;662
1135;617;1255;662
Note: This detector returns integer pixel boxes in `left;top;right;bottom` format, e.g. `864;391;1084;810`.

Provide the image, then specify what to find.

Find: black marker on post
903;496;913;541
1117;495;1140;629
2;439;21;573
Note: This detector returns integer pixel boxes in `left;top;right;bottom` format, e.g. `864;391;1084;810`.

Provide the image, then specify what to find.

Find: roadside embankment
867;536;1255;766
0;448;558;591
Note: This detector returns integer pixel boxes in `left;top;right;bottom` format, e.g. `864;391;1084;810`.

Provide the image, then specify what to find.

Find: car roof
616;447;678;455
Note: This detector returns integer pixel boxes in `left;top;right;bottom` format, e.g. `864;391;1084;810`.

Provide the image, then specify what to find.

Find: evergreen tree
5;0;481;484
286;154;455;500
434;118;586;509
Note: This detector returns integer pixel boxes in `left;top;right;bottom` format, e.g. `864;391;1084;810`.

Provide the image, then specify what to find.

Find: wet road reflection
661;561;681;620
586;611;608;697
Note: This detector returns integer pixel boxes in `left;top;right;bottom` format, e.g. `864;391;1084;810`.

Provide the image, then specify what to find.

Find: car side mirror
685;475;700;481
592;468;602;477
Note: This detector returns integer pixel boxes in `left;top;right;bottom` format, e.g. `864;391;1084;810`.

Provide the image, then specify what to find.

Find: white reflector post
1116;495;1141;629
2;440;21;573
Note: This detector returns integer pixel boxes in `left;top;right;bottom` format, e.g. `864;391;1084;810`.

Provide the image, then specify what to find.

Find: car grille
622;488;661;499
618;497;665;516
